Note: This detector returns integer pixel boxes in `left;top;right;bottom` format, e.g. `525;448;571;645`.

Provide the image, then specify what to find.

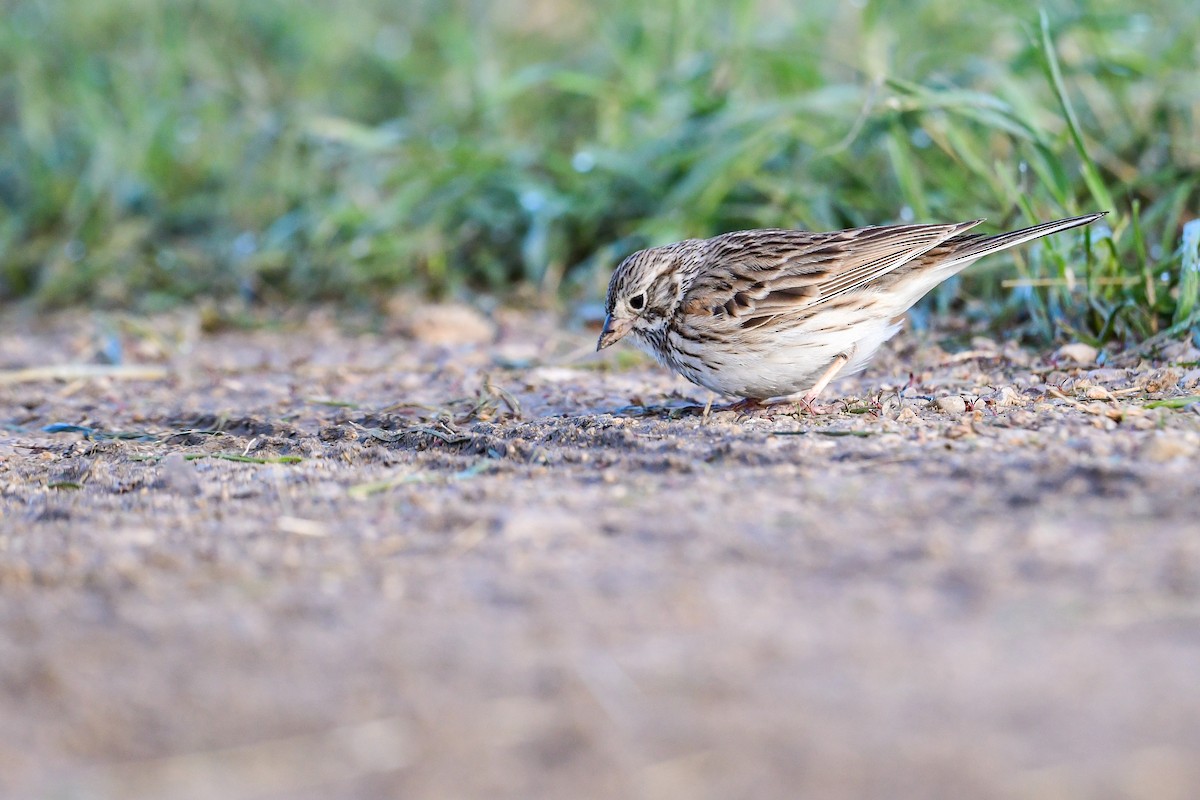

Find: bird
597;212;1106;408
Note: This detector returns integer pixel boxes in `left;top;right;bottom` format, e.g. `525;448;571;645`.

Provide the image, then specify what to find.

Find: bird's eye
629;293;646;310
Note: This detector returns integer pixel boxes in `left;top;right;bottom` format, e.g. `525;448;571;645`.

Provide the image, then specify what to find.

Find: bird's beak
596;314;634;351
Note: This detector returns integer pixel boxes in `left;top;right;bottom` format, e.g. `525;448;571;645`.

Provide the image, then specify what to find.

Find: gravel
3;308;1200;800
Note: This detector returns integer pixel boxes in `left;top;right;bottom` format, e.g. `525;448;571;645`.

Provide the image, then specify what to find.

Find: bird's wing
680;221;982;324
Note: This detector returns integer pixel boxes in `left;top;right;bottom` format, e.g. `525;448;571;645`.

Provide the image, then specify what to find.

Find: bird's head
597;242;695;351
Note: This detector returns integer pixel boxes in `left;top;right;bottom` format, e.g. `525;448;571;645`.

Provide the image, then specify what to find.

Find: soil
3;306;1200;800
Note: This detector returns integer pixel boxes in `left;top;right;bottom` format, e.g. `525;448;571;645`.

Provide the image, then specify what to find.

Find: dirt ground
2;304;1200;800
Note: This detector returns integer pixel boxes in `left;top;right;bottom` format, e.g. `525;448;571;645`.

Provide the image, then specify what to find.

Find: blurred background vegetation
0;0;1197;342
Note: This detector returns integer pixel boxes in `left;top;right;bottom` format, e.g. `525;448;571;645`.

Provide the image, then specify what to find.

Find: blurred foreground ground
2;307;1200;800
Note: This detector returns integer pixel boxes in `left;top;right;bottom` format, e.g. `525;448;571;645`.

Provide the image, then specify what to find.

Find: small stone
1085;385;1113;401
933;395;967;414
1055;342;1099;365
394;303;495;345
991;386;1027;407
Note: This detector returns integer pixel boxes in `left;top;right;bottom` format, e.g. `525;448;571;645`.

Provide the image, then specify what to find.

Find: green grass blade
1038;11;1117;214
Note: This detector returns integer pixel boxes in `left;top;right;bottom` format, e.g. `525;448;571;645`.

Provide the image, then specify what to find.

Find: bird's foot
793;393;836;415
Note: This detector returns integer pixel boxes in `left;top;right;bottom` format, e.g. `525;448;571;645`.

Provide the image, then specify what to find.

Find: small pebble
933;395;967;414
1056;342;1098;365
394;303;495;345
991;386;1027;407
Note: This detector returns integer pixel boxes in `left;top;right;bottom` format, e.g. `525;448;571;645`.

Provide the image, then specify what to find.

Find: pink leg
795;349;854;413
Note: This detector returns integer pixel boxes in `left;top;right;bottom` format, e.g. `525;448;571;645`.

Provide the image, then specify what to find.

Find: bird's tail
935;211;1108;271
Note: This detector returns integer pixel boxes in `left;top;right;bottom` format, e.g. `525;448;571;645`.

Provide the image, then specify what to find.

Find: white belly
655;315;904;400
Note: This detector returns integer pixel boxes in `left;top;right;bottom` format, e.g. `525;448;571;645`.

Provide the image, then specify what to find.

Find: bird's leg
796;348;855;413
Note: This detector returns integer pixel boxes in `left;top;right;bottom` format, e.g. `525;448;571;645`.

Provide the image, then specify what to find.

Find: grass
1;0;1198;343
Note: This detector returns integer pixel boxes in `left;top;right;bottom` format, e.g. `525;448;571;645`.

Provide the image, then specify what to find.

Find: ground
2;305;1200;800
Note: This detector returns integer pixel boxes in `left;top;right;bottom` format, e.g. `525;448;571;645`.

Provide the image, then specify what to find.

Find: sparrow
597;212;1105;406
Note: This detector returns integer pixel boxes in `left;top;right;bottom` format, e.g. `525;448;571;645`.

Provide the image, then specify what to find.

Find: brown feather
683;220;982;326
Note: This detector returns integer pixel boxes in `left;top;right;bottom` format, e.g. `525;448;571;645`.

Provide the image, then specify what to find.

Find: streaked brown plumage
598;212;1105;404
